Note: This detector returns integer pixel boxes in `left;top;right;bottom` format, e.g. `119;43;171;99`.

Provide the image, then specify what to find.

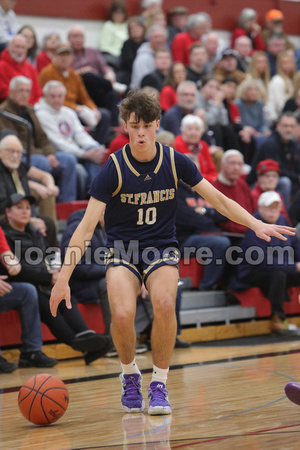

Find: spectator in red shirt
106;119;129;162
212;149;254;235
0;34;42;104
171;14;207;67
231;8;265;53
174;114;217;183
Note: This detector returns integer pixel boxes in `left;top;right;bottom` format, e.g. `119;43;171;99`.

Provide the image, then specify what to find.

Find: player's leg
145;265;179;415
146;265;178;369
106;265;145;412
106;265;141;363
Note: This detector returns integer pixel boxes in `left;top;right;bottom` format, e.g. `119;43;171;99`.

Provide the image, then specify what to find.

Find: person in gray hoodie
130;24;168;89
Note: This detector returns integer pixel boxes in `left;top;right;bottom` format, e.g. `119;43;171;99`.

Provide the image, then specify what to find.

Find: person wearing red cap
261;9;295;50
251;158;289;222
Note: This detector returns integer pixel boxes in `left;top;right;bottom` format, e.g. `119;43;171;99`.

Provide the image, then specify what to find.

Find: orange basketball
18;373;69;425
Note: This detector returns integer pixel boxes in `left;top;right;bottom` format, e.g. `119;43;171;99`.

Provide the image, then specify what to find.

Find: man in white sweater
34;80;107;183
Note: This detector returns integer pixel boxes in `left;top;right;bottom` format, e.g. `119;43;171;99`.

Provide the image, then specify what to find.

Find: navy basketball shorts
105;243;180;285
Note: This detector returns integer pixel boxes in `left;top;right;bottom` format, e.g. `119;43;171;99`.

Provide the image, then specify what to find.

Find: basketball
18;373;69;425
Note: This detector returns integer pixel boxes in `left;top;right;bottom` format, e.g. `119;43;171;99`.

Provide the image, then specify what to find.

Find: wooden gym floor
2;337;300;449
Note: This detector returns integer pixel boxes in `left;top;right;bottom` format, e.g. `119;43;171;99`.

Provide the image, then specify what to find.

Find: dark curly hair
119;89;161;123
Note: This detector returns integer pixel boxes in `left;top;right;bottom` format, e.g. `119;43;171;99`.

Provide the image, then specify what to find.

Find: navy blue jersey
89;142;203;249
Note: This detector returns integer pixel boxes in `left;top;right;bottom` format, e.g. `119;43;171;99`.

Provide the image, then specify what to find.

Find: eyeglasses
3;148;24;155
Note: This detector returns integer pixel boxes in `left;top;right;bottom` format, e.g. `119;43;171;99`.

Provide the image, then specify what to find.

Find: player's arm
193;178;295;241
50;197;106;317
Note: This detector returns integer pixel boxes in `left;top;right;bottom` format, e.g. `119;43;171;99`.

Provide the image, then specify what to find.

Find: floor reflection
122;413;172;449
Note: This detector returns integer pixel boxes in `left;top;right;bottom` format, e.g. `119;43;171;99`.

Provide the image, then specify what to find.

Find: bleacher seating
0;302;105;347
228;287;300;317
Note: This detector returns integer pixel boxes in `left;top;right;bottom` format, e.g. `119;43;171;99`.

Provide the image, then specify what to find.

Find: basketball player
50;89;295;415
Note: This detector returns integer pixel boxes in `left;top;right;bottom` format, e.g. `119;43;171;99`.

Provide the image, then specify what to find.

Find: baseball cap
256;159;280;176
221;48;237;60
265;9;284;22
7;193;35;208
258;191;281;207
55;44;73;55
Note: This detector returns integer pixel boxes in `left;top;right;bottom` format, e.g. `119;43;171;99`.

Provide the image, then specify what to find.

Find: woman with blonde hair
144;7;167;34
246;51;270;102
235;78;270;151
267;50;296;121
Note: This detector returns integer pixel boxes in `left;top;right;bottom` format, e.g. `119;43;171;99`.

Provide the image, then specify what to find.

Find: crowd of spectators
1;0;300;371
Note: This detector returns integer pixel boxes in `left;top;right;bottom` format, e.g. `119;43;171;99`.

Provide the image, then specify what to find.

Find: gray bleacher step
180;277;194;289
181;290;226;310
180;305;256;327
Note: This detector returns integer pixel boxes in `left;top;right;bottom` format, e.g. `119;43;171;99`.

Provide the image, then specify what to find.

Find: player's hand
49;279;72;317
254;222;296;242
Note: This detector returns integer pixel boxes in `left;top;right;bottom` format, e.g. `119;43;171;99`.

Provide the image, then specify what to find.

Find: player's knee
112;309;135;330
153;294;175;317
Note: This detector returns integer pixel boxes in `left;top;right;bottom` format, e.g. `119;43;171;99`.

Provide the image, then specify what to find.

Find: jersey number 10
137;207;157;225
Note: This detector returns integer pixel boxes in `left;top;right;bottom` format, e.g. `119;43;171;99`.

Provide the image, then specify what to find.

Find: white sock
151;364;169;385
121;358;141;375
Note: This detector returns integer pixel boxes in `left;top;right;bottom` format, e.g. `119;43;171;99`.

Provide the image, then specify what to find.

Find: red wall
16;0;300;35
